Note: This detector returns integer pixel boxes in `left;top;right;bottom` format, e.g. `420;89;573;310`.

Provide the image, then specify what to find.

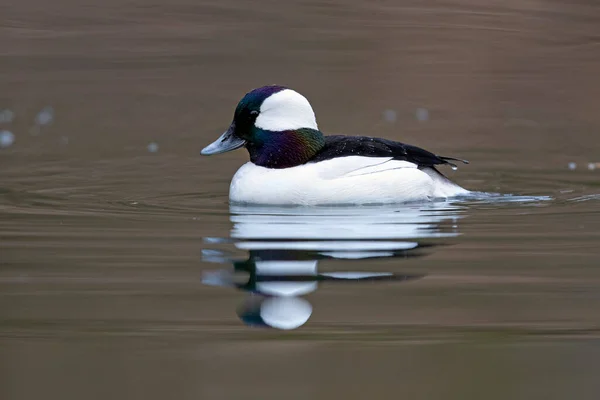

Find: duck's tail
439;156;469;169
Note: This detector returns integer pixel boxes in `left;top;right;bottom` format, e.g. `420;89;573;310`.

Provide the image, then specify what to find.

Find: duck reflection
202;202;463;330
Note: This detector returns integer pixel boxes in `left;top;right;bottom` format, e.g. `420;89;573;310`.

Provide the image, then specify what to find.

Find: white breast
229;156;468;205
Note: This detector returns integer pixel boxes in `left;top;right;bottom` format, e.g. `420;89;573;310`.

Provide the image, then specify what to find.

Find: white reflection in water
230;203;462;240
254;261;318;297
202;202;465;330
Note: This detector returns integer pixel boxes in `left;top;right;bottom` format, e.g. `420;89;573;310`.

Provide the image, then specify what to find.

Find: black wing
311;135;468;168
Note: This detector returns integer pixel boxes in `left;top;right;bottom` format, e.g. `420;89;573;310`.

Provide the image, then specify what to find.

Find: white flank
255;89;318;131
229;156;469;205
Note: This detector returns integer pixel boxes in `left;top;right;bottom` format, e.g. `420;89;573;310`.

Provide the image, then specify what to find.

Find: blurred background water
2;1;600;399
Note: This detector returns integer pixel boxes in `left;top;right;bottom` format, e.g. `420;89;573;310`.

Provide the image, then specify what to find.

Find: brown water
2;1;600;399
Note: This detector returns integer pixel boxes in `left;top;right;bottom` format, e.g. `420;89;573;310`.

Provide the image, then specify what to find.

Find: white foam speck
588;163;597;171
147;142;159;153
0;109;15;123
0;130;15;148
416;108;429;122
568;162;577;170
35;106;55;126
383;109;397;123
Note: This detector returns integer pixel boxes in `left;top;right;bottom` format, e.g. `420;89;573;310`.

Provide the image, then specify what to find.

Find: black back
310;135;468;168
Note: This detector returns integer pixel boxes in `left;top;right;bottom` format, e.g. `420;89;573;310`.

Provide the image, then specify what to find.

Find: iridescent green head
201;86;325;168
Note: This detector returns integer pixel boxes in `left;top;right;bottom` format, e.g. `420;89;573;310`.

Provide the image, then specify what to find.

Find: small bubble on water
588;163;597;171
416;108;429;122
0;109;15;123
451;165;458;171
147;142;159;153
383;109;397;123
35;106;55;126
568;162;577;170
0;130;15;148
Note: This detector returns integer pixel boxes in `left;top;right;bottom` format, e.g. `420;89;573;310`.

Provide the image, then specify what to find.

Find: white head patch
255;89;319;131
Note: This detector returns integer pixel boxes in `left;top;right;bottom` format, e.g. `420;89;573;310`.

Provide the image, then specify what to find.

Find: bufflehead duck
201;85;469;205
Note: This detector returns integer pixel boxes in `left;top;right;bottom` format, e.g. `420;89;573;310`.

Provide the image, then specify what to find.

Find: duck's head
201;85;325;168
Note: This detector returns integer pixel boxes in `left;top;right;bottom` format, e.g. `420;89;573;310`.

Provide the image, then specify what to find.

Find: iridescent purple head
201;85;325;168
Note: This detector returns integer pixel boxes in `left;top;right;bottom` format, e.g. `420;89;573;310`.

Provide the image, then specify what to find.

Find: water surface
2;1;600;399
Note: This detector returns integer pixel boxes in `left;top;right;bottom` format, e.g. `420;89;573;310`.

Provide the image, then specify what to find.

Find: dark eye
250;110;259;116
